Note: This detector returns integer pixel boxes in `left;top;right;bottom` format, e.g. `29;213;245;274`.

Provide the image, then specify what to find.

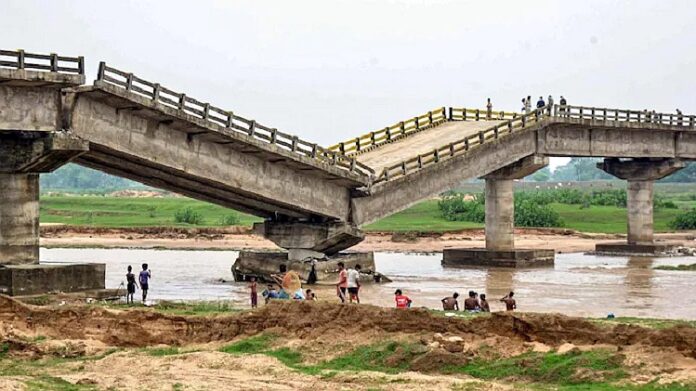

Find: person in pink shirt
336;262;348;303
394;289;412;309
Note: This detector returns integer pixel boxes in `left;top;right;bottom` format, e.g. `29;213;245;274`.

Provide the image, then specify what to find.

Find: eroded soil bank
1;297;695;390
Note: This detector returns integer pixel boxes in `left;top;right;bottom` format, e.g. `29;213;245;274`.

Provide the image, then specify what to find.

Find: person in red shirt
336;262;348;303
394;289;412;309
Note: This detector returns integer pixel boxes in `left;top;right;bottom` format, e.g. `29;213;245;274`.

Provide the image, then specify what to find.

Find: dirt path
39;226;696;253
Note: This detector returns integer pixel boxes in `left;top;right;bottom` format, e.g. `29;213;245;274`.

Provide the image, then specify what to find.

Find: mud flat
0;296;695;390
39;226;696;253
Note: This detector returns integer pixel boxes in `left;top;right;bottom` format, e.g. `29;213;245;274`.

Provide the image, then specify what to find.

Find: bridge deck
356;119;504;172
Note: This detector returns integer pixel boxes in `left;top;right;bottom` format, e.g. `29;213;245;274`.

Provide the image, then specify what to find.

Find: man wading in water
500;291;517;311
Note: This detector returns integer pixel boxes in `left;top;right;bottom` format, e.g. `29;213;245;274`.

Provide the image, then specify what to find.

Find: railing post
401;162;407;175
249;120;256;136
591;107;595;120
311;144;318;158
614;110;618;121
508;121;513;133
370;131;375;145
153;83;161;101
603;108;607;121
350;158;356;172
690;116;695;129
400;121;405;135
464;138;469;151
203;103;210;120
478;131;484;144
521;115;526;127
414;117;419;130
385;127;391;141
462;108;467;120
270;129;278;144
126;73;134;91
355;137;361;152
226;111;233;128
291;136;298;152
476;109;480;121
339;142;345;154
178;94;186;110
448;107;452;120
494;126;499;139
428;111;433;125
49;53;58;72
579;107;584;120
17;50;25;69
434;149;439;163
77;56;85;75
417;155;422;169
97;61;106;81
552;104;557;117
449;143;455;156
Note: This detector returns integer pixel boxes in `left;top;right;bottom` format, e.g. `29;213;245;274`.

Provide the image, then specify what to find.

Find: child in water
248;277;258;308
126;265;138;304
394;289;412;309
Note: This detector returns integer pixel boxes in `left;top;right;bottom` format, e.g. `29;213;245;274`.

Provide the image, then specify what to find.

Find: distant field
40;194;696;234
40;196;261;228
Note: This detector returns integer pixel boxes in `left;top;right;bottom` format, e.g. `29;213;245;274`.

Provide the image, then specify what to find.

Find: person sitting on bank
500;291;517;311
464;291;480;312
441;292;460;311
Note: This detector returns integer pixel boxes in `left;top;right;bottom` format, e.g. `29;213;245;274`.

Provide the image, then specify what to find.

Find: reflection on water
40;248;696;320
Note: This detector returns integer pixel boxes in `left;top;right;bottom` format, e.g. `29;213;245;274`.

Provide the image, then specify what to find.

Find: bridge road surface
356;120;505;172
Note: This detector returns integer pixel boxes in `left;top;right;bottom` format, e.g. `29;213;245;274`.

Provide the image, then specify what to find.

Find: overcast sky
4;0;695;169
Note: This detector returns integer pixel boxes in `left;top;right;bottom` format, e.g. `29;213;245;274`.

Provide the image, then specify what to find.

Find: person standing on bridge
536;96;545;119
547;95;554;115
486;98;493;120
559;96;567;117
521;98;527;113
525;96;532;114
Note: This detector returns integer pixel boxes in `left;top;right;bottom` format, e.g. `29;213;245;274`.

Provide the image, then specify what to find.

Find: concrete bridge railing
0;49;84;75
96;63;374;178
372;104;696;185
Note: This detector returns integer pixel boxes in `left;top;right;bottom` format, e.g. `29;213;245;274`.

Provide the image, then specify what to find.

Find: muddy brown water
40;248;696;320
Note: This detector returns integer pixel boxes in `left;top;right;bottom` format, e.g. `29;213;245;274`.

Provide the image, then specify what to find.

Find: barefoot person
464;291;480;312
394;289;412;309
248;277;258;308
500;291;516;311
441;292;460;311
336;262;348;303
479;294;490;312
347;264;361;304
125;265;138;304
139;263;151;303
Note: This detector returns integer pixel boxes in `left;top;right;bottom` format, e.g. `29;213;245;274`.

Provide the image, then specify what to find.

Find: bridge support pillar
254;220;365;260
0;131;105;295
442;155;555;268
595;158;685;256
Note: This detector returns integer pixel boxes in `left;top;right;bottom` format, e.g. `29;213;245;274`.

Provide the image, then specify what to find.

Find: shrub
670;209;696;230
219;213;241;226
438;193;485;223
514;199;563;227
174;207;203;225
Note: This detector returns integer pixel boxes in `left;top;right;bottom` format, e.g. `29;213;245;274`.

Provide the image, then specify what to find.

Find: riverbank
40;225;696;253
0;297;694;390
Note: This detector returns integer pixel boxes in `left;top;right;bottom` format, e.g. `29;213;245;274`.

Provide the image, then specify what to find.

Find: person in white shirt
346;264;362;304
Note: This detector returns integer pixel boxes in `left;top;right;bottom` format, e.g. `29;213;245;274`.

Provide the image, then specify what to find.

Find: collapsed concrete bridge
1;49;695;292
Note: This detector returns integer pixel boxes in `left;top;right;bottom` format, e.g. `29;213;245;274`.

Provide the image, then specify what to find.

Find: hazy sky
4;0;695;169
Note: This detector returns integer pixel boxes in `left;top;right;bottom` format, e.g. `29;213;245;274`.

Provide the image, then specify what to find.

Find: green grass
444;350;626;384
219;334;277;355
39;195;260;228
654;263;696;271
25;375;97;391
38;193;693;234
592;317;696;329
101;301;241;316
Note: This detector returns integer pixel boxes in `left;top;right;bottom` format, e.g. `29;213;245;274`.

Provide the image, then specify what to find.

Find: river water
40;248;696;320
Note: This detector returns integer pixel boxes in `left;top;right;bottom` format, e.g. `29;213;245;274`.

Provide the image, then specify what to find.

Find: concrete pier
0;173;39;265
485;178;514;251
442;155;555;268
596;158;685;256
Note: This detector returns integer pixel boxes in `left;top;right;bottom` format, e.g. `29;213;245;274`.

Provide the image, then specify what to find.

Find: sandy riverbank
39;226;696;253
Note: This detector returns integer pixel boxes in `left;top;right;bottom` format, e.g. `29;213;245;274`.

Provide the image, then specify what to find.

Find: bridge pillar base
442;248;555;268
594;242;681;257
232;251;386;284
0;131;101;294
597;158;685;255
255;221;364;257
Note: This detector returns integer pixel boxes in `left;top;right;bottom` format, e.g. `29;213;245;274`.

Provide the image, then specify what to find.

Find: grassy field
39;194;695;234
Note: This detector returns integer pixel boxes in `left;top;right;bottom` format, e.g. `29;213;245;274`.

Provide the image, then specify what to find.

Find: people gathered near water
252;262;518;314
